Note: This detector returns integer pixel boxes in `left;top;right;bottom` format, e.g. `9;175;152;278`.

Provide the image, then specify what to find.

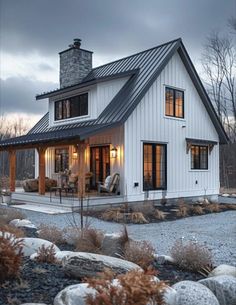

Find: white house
0;38;228;204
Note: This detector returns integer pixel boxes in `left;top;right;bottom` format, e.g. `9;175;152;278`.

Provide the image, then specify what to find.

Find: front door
90;146;110;189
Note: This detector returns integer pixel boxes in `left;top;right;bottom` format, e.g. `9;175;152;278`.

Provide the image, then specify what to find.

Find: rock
154;254;176;264
10;219;37;229
54;283;96;305
163;287;177;305
208;264;236;278
221;194;229;197
62;252;142;279
199;275;236;305
20;237;60;256
101;233;125;257
172;280;220;305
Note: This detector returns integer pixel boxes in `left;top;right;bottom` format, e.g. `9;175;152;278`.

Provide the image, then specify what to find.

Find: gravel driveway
12;207;236;267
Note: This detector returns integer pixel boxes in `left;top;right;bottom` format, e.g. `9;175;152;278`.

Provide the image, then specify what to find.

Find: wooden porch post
37;147;47;195
9;150;16;192
78;143;87;198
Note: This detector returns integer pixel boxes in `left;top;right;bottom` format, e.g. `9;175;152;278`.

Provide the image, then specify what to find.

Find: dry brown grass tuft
170;240;213;272
204;203;221;213
37;224;65;245
131;202;155;218
0;209;26;226
123;240;155;270
0;224;25;238
75;228;104;254
36;244;57;263
130;212;149;224
226;204;236;210
0;232;24;283
101;209;124;222
85;268;167;305
176;205;189;217
154;209;166;220
191;205;205;215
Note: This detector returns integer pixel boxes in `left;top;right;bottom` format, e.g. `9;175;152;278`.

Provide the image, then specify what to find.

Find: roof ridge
90;38;182;72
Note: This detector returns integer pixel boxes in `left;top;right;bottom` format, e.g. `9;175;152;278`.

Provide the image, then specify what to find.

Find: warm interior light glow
72;146;78;159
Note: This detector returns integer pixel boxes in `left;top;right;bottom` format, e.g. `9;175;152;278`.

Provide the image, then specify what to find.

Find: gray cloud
0;77;54;115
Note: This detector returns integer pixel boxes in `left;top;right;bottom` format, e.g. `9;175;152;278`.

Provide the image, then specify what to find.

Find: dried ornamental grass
38;224;65;245
204;203;221;213
36;244;57;263
75;228;104;254
0;232;24;283
154;209;166;220
101;209;124;222
170;240;213;272
191;205;204;215
176;205;189;217
130;212;149;224
124;240;155;270
0;209;26;225
86;269;167;305
0;224;25;238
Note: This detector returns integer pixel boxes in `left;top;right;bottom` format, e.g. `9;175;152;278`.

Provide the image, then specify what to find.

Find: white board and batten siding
124;52;219;201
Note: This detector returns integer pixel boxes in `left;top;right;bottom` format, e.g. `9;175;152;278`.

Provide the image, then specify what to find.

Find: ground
16;207;236;267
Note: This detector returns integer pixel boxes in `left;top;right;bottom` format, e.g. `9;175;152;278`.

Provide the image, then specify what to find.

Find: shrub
123;240;155;270
37;224;65;245
131;202;155;218
191;205;204;215
154;209;166;220
170;240;213;272
75;228;104;254
36;244;57;263
0;232;24;283
86;269;167;305
0;224;25;238
0;208;26;226
130;212;148;224
225;204;236;210
176;205;189;217
204;203;221;213
101;209;124;222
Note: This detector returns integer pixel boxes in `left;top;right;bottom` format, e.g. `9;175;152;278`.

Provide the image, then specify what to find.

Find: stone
199;275;236;305
163;287;177;305
101;233;125;257
154;254;176;264
54;283;96;305
221;194;229;197
62;252;142;279
172;280;220;305
19;237;60;256
10;219;37;229
208;264;236;278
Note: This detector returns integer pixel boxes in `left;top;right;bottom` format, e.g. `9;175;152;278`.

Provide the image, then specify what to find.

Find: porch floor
12;187;125;208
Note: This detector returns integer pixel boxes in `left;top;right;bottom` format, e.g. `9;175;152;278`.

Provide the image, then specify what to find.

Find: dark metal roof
0;38;228;150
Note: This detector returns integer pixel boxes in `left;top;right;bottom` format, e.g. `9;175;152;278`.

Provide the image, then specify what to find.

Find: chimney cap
68;38;81;48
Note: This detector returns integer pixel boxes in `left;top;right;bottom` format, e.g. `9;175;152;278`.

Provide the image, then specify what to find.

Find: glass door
90;146;110;189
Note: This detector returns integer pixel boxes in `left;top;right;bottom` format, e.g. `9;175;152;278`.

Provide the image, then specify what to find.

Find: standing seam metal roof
0;38;228;148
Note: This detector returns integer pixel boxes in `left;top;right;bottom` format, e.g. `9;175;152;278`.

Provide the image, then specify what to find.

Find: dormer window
55;93;88;120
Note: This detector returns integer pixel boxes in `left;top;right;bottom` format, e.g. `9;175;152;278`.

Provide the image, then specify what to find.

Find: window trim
165;86;185;119
54;92;89;121
143;142;167;191
190;145;208;170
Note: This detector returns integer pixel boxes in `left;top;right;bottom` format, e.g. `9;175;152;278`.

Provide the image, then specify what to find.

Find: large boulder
62;252;142;279
54;283;96;305
199;275;236;305
20;237;60;256
171;280;220;305
208;264;236;278
10;219;37;229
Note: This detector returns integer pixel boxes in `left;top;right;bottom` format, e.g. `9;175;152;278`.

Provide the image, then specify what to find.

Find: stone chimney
59;39;93;88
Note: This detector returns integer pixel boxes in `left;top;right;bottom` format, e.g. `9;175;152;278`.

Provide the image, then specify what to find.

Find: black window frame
143;143;167;191
54;93;88;121
165;87;184;118
54;147;69;173
191;145;208;170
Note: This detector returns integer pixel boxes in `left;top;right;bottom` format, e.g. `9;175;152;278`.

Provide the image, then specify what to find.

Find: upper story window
165;87;184;118
55;93;88;121
191;145;208;170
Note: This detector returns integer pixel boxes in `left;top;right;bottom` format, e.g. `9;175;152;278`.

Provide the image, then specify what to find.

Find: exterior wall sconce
110;146;118;158
72;146;78;159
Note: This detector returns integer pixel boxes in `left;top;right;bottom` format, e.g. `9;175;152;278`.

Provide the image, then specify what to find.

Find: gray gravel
9;207;236;267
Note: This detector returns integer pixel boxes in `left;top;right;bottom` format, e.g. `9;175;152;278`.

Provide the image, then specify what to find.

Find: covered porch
0;124;125;206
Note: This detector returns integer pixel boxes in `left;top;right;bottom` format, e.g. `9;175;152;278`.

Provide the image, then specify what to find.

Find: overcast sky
0;0;235;124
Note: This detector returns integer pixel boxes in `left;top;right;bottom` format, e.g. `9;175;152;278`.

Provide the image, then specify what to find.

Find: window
55;148;69;173
165;87;184;118
143;143;167;190
55;93;88;120
191;145;208;170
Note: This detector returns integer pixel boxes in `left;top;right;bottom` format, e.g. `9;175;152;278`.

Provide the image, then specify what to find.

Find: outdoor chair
98;173;120;195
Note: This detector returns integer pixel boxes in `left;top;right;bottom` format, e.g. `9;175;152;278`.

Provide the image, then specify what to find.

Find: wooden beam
9;150;16;192
78;143;87;198
37;147;47;195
